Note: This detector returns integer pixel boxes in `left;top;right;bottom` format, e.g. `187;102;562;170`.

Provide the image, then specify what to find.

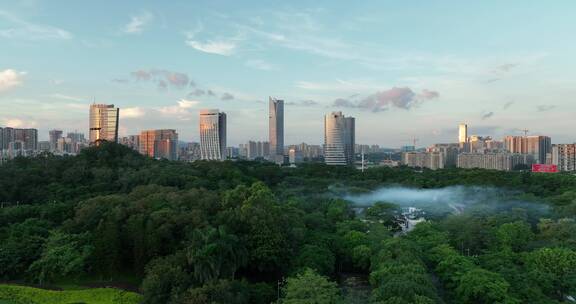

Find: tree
294;244;335;276
365;202;402;230
186;226;247;284
141;252;191;304
525;247;576;300
455;268;515;304
28;231;93;284
495;221;534;252
282;268;342;304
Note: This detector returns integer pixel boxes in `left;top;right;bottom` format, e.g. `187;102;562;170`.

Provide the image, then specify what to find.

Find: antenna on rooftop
522;129;529;137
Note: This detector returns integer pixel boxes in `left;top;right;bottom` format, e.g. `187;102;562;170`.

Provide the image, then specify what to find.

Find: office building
324;111;355;165
49;129;63;152
269;97;284;164
552;144;576;172
89;104;119;144
457;153;534;171
139;129;178;160
402;151;445;170
199;109;227;160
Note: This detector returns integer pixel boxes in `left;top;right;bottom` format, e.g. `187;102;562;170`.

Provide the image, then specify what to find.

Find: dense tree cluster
0;142;576;303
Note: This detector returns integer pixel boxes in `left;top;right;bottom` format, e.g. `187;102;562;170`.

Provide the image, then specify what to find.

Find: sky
1;0;575;147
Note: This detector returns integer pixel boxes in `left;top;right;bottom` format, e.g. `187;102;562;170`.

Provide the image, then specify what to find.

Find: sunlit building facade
504;135;551;164
139;129;178;160
324;111;355;165
200;109;227;160
89;104;119;144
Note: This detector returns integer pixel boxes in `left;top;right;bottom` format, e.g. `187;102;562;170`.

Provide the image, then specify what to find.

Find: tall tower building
324;111;355;165
89;104;119;144
139;129;178;160
269;97;284;163
458;123;468;143
49;129;63;152
199;109;227;160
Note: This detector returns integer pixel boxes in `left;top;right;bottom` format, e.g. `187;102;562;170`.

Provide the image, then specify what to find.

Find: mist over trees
1;142;576;303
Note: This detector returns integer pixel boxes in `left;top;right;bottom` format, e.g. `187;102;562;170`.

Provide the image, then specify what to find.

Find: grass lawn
0;284;142;304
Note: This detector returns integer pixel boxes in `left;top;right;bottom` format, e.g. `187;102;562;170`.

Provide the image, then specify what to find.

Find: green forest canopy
1;142;576;304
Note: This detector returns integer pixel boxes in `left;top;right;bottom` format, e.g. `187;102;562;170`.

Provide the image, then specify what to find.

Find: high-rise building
552;144;576;171
427;144;459;167
504;135;551;164
139;129;178;160
89;104;119;144
458;123;468;144
324;111;355;165
526;136;552;164
504;136;526;154
269;97;284;164
298;143;323;160
200;109;227;160
246;141;270;160
49;129;63;152
57;137;74;154
288;147;303;165
0;127;37;153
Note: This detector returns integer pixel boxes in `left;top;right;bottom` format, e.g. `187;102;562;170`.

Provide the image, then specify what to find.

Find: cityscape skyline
1;1;575;146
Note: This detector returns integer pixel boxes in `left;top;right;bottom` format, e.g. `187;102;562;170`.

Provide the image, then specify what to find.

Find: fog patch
344;186;549;217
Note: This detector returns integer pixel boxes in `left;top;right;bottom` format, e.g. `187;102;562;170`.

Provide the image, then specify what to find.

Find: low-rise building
457;153;534;171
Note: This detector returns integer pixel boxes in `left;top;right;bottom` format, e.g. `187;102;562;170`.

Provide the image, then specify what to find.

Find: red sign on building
532;164;558;173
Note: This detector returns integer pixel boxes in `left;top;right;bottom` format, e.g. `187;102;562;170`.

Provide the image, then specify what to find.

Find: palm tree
186;226;248;284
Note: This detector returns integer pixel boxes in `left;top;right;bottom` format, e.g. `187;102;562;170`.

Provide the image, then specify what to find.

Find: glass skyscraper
89;104;119;144
199;109;227;160
324;111;355;166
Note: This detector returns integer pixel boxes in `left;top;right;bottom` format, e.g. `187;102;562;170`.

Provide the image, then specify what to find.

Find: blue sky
1;0;575;146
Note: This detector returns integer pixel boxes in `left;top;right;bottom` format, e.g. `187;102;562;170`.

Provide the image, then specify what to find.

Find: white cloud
158;99;199;120
123;11;154;34
177;99;199;109
122;107;146;118
0;10;72;40
0;69;26;92
185;39;236;56
2;118;36;128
